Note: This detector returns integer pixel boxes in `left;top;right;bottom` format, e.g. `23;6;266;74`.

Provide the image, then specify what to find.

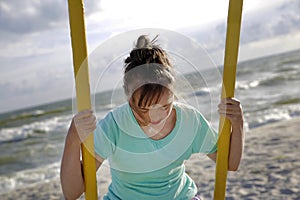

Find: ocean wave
261;73;299;86
0;162;60;194
237;70;299;90
275;64;300;73
236;80;260;90
246;106;300;129
97;103;117;111
277;58;300;67
0;107;71;127
274;98;300;106
0;115;71;144
190;87;211;97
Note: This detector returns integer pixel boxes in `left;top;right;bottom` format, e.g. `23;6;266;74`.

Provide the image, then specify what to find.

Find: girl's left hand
218;97;244;126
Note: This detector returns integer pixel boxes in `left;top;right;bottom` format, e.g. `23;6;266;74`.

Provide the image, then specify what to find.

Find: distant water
0;49;300;194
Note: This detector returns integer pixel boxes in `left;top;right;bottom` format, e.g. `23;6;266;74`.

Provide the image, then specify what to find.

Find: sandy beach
1;117;300;200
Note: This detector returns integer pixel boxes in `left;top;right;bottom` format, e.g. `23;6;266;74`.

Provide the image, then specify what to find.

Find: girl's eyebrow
139;107;149;110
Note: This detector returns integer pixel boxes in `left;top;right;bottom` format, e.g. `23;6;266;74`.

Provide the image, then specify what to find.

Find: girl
61;35;244;200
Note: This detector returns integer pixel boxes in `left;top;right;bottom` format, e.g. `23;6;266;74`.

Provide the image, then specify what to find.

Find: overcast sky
0;0;300;113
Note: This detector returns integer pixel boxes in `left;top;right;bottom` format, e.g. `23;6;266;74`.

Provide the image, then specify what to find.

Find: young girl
61;35;244;200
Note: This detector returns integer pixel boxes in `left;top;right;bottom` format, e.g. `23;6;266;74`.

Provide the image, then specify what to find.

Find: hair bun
135;35;152;49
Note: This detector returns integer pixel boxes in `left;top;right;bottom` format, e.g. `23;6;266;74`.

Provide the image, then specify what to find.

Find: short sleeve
94;112;117;159
192;111;218;154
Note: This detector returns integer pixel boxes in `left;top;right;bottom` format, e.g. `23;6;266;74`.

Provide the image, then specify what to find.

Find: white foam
0;162;61;194
33;109;46;116
236;80;260;90
247;107;293;129
0;115;72;143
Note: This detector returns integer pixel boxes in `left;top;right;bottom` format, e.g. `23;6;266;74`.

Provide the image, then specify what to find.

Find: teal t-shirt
94;102;218;200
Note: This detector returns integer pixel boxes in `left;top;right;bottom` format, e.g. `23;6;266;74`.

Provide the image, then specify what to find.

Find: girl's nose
149;108;166;121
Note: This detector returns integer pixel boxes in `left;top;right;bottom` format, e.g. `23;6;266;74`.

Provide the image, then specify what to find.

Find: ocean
0;49;300;194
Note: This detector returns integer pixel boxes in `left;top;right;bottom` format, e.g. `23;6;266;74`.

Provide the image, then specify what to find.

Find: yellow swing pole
214;0;243;199
67;0;98;199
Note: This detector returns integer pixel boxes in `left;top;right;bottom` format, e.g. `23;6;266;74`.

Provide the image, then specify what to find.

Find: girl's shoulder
101;103;130;120
174;102;207;123
174;102;200;114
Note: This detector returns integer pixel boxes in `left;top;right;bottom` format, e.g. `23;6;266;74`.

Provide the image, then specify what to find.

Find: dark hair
123;35;175;108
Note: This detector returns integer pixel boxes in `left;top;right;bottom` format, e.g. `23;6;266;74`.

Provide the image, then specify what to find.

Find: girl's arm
207;98;244;171
60;110;103;199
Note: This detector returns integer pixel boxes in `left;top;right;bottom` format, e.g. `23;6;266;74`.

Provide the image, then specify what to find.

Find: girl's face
130;89;174;127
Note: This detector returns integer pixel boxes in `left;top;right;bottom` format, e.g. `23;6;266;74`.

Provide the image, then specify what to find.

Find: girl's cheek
149;110;168;121
164;107;172;118
140;112;151;122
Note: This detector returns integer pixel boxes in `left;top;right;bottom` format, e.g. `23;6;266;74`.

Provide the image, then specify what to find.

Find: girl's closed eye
140;108;149;113
162;103;173;110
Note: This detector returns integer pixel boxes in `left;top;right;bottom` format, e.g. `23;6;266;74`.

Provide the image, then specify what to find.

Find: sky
0;0;300;113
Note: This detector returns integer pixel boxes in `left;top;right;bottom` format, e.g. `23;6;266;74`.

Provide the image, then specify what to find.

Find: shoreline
1;117;300;200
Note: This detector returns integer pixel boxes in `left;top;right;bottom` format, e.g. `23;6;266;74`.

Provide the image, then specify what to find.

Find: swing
67;0;243;199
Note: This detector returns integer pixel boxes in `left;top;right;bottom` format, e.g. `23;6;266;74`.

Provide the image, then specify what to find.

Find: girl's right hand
68;110;97;146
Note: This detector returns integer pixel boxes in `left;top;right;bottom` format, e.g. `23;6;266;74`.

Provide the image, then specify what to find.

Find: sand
1;117;300;200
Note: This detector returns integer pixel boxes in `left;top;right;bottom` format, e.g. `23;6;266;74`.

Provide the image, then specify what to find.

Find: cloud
0;0;103;59
0;0;103;113
1;0;300;113
0;51;74;113
241;0;300;43
239;31;300;60
181;0;300;64
0;0;101;35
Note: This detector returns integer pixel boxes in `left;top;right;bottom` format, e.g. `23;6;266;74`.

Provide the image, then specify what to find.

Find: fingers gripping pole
67;0;98;199
214;0;243;199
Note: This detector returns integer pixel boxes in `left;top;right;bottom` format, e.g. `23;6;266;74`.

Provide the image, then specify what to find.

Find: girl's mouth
150;120;162;125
